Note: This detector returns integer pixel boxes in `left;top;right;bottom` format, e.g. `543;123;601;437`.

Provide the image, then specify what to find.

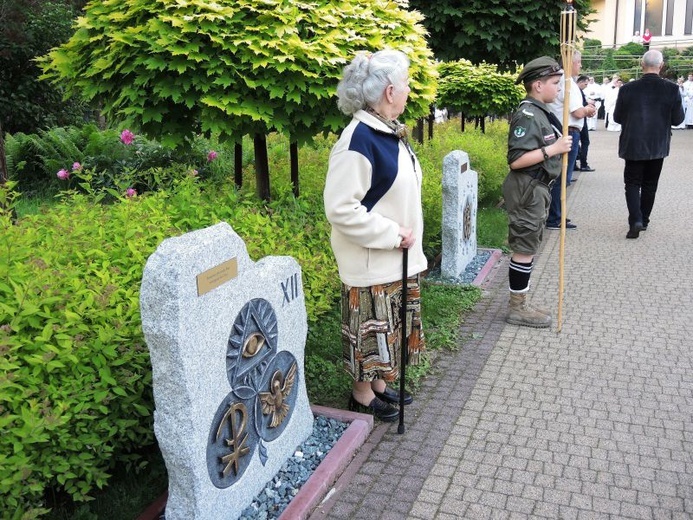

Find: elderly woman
323;49;427;422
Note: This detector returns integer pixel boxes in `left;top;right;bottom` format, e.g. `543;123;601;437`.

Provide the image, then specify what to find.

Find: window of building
645;0;664;36
666;0;675;35
634;0;643;34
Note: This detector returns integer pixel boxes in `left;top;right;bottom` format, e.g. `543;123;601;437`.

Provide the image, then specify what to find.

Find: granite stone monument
140;222;313;519
441;150;478;280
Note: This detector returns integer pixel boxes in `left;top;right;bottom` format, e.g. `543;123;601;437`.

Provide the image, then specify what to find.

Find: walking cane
558;0;576;333
397;247;408;434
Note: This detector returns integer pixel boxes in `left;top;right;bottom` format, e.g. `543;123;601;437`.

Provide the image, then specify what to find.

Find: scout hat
515;57;563;84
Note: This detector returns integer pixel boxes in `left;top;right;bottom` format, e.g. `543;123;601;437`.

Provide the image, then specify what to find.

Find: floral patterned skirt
341;275;425;383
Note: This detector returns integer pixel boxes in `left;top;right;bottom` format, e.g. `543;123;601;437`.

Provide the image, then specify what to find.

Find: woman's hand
398;226;415;249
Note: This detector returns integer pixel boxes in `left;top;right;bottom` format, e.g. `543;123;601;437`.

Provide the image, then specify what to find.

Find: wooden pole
558;0;577;332
397;247;408;435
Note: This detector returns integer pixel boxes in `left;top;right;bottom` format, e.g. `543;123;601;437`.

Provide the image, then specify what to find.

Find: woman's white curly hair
336;49;410;116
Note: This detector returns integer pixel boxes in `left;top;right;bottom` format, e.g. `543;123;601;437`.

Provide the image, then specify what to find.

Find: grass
477;206;509;253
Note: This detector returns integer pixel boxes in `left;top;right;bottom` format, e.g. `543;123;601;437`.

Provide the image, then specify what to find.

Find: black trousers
623;158;664;227
578;123;590;168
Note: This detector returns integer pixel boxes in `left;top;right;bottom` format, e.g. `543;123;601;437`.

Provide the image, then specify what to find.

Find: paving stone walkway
309;125;693;520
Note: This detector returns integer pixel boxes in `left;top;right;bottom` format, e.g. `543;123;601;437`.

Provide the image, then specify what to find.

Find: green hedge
1;119;509;517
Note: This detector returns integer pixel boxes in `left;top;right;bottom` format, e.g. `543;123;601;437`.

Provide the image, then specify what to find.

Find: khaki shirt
507;97;562;180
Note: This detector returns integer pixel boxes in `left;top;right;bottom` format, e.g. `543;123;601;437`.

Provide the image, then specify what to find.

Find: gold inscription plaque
196;258;238;296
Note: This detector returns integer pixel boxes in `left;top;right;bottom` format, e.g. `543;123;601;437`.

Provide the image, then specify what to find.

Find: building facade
586;0;693;48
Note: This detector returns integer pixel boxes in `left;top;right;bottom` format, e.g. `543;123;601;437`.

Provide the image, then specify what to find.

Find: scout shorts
502;171;551;255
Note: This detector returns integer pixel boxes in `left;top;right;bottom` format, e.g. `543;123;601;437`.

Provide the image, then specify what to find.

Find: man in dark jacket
613;50;685;239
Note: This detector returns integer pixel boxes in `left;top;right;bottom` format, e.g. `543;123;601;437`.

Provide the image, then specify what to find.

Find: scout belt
521;168;555;188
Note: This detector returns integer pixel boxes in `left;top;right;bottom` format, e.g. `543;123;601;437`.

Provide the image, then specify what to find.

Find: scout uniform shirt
507;97;562;182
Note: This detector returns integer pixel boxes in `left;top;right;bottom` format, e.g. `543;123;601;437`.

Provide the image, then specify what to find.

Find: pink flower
125;187;137;198
120;129;135;145
207;150;218;162
56;169;69;180
72;162;82;171
191;169;199;176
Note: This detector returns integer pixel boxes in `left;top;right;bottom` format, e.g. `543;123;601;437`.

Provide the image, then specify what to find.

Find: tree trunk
253;134;270;201
427;105;434;140
290;141;299;198
412;118;424;143
0;121;17;221
0;122;7;185
234;142;243;189
461;114;466;132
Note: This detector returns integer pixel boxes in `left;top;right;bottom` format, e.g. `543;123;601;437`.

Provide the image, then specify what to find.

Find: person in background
604;77;622;132
584;76;602;131
673;77;687;130
434;106;448;123
683;73;693;128
323;49;426;421
576;75;595;172
545;50;596;230
613;50;684;239
642;28;652;50
598;76;611;120
504;56;572;328
632;31;643;44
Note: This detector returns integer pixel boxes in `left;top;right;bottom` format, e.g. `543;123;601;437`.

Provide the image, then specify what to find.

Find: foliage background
38;0;437;147
2;120;510;518
0;0;89;134
408;0;594;69
437;60;524;120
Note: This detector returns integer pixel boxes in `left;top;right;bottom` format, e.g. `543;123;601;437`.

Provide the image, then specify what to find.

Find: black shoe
373;386;413;405
581;166;595;172
626;222;644;239
546;222;577;230
348;395;399;422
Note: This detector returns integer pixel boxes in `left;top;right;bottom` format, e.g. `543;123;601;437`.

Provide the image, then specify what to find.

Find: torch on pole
558;0;576;333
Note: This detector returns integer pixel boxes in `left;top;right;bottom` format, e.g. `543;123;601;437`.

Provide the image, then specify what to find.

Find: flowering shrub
6;125;225;195
120;129;135;145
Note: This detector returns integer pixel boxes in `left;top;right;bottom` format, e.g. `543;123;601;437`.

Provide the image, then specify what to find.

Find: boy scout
503;57;573;328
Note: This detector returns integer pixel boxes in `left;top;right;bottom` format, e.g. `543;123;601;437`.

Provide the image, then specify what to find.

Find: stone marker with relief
441;150;478;280
140;222;313;519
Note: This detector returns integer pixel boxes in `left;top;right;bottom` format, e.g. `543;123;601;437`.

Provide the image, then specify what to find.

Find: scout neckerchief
519;98;563;138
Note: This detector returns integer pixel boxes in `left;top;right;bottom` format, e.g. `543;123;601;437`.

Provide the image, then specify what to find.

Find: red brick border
136;406;373;520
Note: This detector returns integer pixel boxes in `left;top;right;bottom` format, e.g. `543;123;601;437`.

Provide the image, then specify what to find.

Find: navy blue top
348;122;401;211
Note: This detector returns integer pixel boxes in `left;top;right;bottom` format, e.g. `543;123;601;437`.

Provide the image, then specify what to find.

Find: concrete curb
279;406;373;520
472;248;503;287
